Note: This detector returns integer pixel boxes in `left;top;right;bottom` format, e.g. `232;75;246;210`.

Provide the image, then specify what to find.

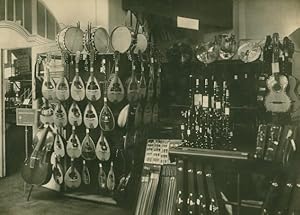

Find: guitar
40;98;54;125
41;55;56;100
143;101;152;125
134;103;143;128
66;126;82;159
81;128;96;160
52;153;64;185
95;130;110;161
53;131;65;158
99;59;115;131
127;53;139;103
21;127;54;186
281;37;299;113
117;104;130;128
107;52;125;103
86;50;101;101
265;33;291;112
53;102;67;128
147;57;155;101
107;161;116;191
155;62;162;99
98;163;107;192
56;53;70;101
68;102;83;126
82;160;91;185
65;158;81;189
152;102;159;124
83;102;98;129
71;51;85;101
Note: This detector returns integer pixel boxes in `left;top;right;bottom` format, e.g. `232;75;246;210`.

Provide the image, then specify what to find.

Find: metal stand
26;185;34;201
23;125;29;195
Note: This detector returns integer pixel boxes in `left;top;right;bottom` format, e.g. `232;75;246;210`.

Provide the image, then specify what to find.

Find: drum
83;27;109;53
133;33;148;54
110;26;134;53
56;26;84;54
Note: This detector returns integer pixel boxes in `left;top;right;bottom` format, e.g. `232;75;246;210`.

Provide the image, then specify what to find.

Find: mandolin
95;130;110;161
107;52;125;103
265;33;291;112
134;103;143;128
56;53;70;101
65;158;81;189
117;104;130;128
99;59;115;131
83;102;98;129
66;126;82;159
107;161;116;191
138;53;147;100
53;131;65;158
40;98;54;125
143;101;152;125
52;153;64;185
82;160;91;185
42;55;56;100
127;54;139;103
68;102;82;126
71;51;85;101
81;128;96;160
98;163;107;192
22;127;54;186
86;50;101;101
53;102;67;128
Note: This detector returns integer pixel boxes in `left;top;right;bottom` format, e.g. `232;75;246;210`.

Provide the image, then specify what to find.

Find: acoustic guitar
68;102;83;126
66;126;82;159
82;160;91;185
99;59;115;131
81;128;96;160
22;127;54;186
71;51;85;101
51;153;64;185
40;98;54;125
83;102;98;129
53;102;67;128
56;53;70;101
42;55;56;100
107;161;116;191
65;158;81;189
53;131;65;158
86;50;101;101
138;52;147;100
95;130;111;161
107;52;125;103
127;53;139;103
265;33;291;112
98;163;107;192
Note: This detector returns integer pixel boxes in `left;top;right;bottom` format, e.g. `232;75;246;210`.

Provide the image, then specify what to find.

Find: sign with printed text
16;108;36;126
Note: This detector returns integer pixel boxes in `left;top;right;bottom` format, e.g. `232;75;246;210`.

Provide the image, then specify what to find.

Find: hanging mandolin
83;102;99;129
66;126;82;159
65;158;81;189
81;128;96;160
86;50;101;101
68;102;83;127
107;51;125;103
42;55;56;100
99;58;115;131
71;51;85;101
95;130;111;161
81;160;91;185
56;52;70;101
126;52;139;103
53;102;68;128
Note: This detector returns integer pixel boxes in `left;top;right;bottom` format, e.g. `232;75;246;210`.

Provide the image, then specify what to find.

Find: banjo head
93;27;109;53
134;33;148;54
110;26;133;53
58;27;84;54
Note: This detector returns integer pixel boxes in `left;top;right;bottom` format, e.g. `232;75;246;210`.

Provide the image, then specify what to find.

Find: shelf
169;147;249;160
64;192;117;205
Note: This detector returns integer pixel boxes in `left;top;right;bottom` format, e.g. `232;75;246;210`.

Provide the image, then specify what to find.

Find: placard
16;108;36;126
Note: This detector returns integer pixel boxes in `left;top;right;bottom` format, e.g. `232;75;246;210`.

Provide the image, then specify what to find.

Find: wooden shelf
169;147;249;160
64;192;117;205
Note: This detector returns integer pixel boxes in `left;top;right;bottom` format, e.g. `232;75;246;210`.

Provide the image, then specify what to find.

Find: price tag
203;96;209;108
23;98;31;105
115;66;119;72
194;94;202;106
225;107;230;115
216;102;221;109
272;62;280;74
16;108;36;126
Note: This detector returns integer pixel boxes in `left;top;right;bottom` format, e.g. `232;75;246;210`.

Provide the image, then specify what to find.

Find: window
0;0;5;20
24;0;32;33
7;0;14;21
47;11;55;40
15;0;23;25
37;1;45;37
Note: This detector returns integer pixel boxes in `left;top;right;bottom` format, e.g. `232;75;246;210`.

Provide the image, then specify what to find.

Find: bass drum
110;26;134;53
83;27;109;53
56;26;84;54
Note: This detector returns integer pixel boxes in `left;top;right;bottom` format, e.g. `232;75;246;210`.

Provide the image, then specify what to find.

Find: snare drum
110;26;134;53
56;26;84;54
83;27;109;53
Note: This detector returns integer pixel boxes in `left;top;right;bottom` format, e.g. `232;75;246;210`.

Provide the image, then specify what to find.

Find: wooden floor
0;173;132;215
